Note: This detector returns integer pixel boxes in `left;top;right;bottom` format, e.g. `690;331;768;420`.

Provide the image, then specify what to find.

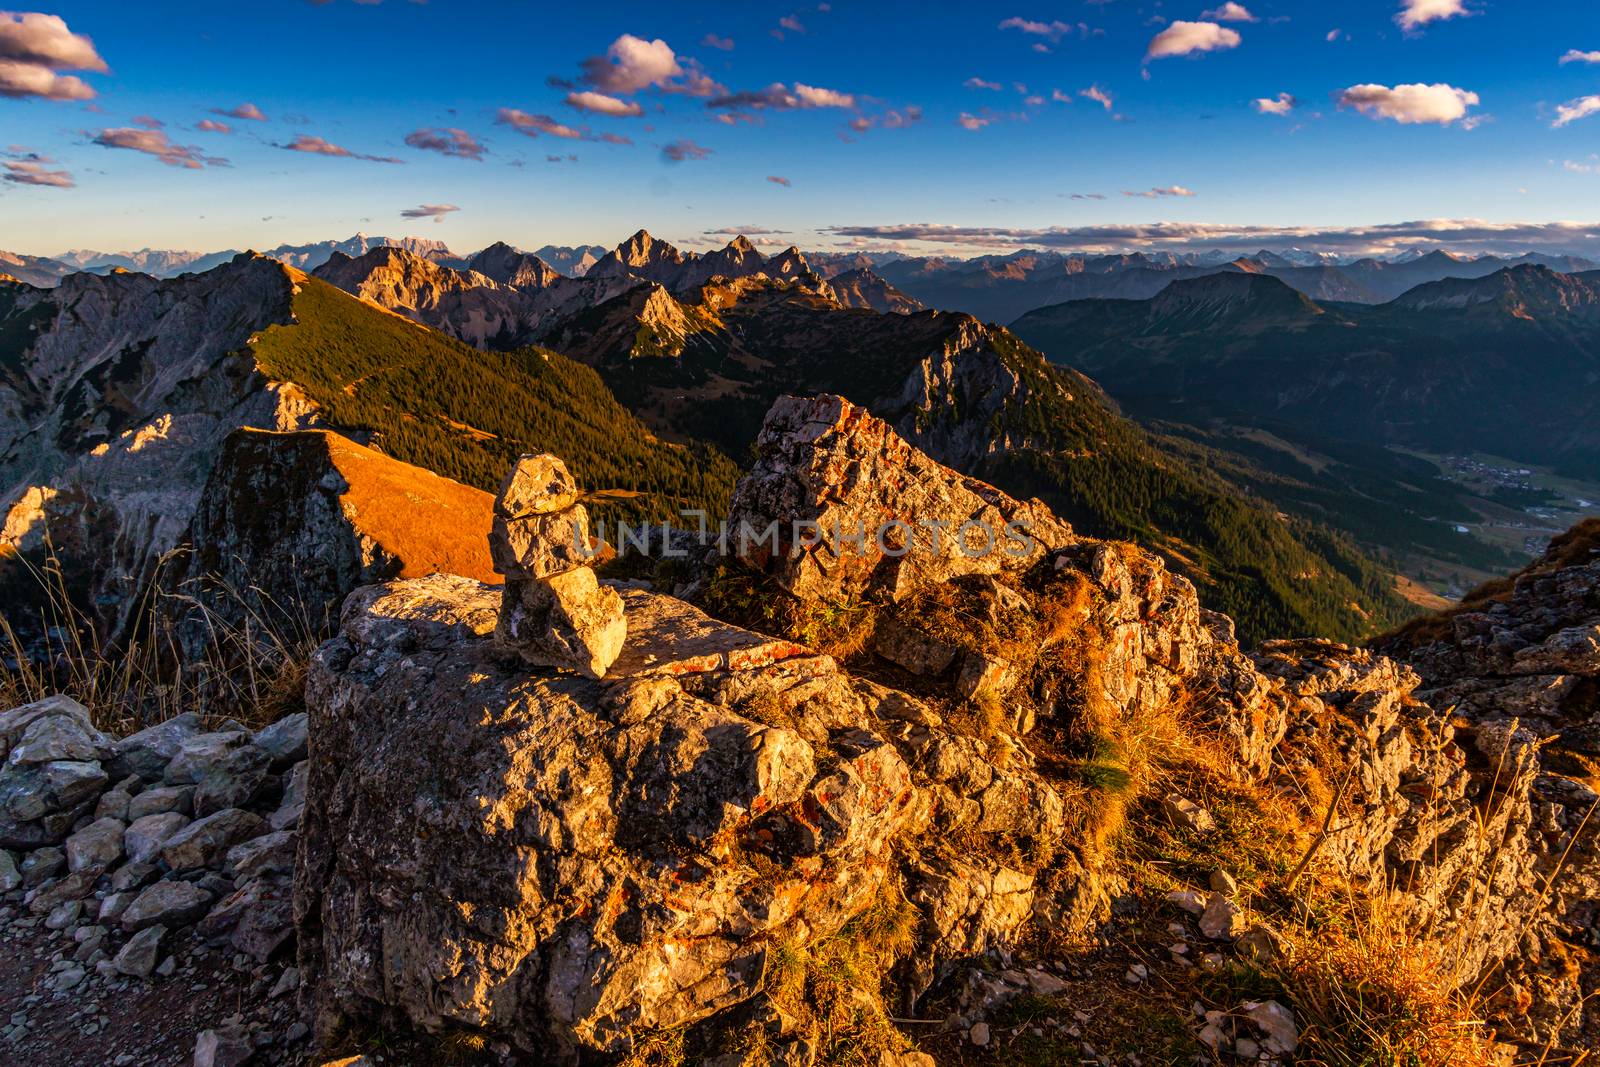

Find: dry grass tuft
754;875;923;1065
0;540;319;734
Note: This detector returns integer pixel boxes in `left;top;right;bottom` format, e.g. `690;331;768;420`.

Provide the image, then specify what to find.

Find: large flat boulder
298;574;935;1058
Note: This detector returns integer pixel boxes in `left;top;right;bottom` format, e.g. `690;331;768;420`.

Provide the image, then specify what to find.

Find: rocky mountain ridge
0;255;317;635
0;255;736;644
873;247;1600;322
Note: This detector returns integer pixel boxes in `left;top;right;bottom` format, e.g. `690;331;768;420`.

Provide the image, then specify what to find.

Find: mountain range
1010;265;1600;479
867;248;1600;324
0;234;1412;646
9;233;1595;324
12;225;1600;646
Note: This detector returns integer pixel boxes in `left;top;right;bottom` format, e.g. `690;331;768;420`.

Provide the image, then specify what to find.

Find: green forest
249;278;739;526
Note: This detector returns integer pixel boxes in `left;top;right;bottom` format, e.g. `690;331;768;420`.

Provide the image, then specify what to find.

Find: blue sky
3;0;1600;257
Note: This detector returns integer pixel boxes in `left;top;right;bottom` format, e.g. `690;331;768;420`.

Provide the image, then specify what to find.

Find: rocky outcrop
177;427;498;638
1375;519;1600;1043
724;393;1072;603
298;575;922;1057
0;249;71;288
824;268;925;315
0;256;318;638
290;399;1600;1058
312;246;634;351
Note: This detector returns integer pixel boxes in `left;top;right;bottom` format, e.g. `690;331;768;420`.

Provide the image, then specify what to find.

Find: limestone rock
299;573;929;1059
121;880;215;931
114;923;168;977
496;569;626;680
177;426;498;645
723;393;1072;604
0;759;108;847
1199;892;1245;941
490;507;596;579
487;454;627;679
193;1026;254;1067
1;696;110;765
253;713;307;769
874;619;959;676
128;784;194;820
113;713;203;782
1162;794;1216;834
125;811;192;865
159;808;266;872
1241;1000;1299;1056
65;816;125;872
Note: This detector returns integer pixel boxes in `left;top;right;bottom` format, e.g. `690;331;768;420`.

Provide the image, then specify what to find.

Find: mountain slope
0;250;72;288
247;273;738;523
297;245;1412;641
1011;265;1600;479
312;246;633;349
0;258;737;638
872;247;1600;322
525;274;1409;642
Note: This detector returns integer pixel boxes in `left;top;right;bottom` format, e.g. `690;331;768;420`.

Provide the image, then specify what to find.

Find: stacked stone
490;454;626;679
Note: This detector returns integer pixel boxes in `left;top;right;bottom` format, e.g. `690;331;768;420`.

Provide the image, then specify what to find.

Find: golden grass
755;875;923;1066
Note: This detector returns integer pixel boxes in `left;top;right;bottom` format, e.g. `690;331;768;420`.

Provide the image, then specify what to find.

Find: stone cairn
489;454;627;679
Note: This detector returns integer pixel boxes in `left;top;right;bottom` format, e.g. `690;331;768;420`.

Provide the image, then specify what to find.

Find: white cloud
0;60;92;100
1201;3;1257;22
1337;82;1480;125
794;84;854;108
821;218;1600;256
1146;20;1241;60
661;138;712;161
499;109;586;140
1253;92;1296;116
400;203;460;223
565;90;644;117
1326;28;1346;42
92;128;228;169
707;82;856;111
964;76;1002;91
1560;50;1600;65
1122;185;1195;198
956;112;990;131
1396;0;1468;31
212;103;267;122
3;158;73;187
0;13;105;101
1080;85;1114;110
580;34;682;94
1553;95;1600;128
280;134;403;163
196;119;231;134
404;127;486;160
998;17;1073;41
